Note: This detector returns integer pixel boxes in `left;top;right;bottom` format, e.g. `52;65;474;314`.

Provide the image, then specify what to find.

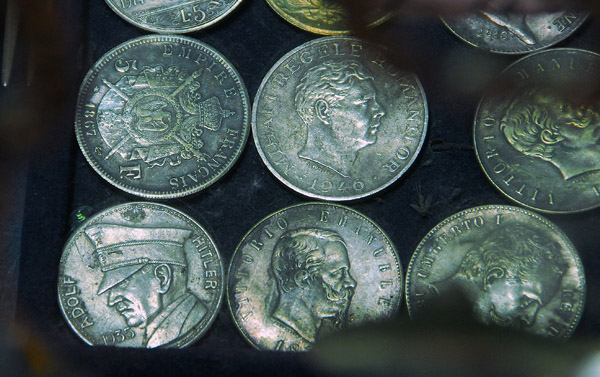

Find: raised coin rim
404;204;586;339
75;34;250;199
103;0;244;34
252;35;429;201
226;201;403;350
57;201;225;348
440;13;587;55
473;47;600;214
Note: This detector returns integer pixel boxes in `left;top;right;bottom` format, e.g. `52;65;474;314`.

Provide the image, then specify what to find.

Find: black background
5;0;600;376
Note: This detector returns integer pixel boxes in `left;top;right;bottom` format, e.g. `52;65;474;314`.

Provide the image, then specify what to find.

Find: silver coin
104;0;243;33
58;202;224;348
227;202;403;351
406;205;585;339
75;35;250;199
474;48;600;213
442;10;586;54
252;36;428;201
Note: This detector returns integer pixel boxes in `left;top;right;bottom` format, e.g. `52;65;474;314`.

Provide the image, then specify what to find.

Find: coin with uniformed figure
265;0;390;35
442;10;586;54
474;48;600;213
104;0;243;33
58;202;224;348
75;35;249;199
406;205;585;339
228;202;403;351
253;36;428;201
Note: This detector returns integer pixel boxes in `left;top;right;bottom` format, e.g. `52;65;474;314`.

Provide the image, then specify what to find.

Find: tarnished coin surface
228;202;402;351
474;48;600;213
58;202;224;348
253;36;428;201
442;10;586;54
75;35;249;199
104;0;243;33
265;0;390;35
406;205;585;339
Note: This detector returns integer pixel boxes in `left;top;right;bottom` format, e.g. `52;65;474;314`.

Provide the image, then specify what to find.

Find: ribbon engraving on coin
254;37;427;200
407;206;585;338
230;204;402;351
59;203;224;348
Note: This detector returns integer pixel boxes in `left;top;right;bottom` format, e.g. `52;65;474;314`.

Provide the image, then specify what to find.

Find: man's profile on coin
431;225;567;329
501;87;600;180
84;224;208;348
294;60;385;178
269;228;357;343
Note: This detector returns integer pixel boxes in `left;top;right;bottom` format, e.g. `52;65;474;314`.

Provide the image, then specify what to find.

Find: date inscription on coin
76;35;249;198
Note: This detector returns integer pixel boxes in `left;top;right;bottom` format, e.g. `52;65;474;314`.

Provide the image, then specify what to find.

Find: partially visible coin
58;202;224;348
442;10;586;54
474;48;600;213
406;205;585;339
75;35;250;199
265;0;390;35
104;0;243;33
228;202;402;351
252;36;428;201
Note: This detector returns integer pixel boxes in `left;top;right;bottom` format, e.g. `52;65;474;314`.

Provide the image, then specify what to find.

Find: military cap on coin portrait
84;224;209;348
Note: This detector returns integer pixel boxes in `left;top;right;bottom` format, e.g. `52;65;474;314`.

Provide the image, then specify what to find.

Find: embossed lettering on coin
475;48;600;213
228;203;402;351
265;0;390;35
406;205;585;338
75;35;249;198
253;36;428;200
58;202;224;348
104;0;243;33
442;10;586;54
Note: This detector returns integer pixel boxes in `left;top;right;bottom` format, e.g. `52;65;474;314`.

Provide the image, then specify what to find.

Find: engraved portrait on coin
475;49;600;213
406;206;585;338
104;0;243;33
295;60;385;178
75;35;249;198
58;203;224;348
442;10;586;54
253;36;428;200
270;228;357;344
500;87;600;180
265;0;390;35
228;203;402;351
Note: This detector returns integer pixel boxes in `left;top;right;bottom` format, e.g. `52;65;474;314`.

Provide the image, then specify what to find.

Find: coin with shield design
75;35;249;199
252;36;428;201
406;205;585;339
58;202;224;348
228;202;403;351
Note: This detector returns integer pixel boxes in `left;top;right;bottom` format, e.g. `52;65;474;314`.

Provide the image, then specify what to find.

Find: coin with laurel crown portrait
228;202;403;351
75;35;250;199
58;202;224;348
